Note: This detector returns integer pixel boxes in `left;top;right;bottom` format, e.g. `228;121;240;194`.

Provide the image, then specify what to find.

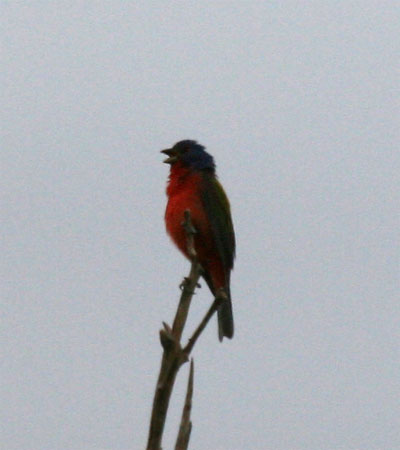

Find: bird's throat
166;162;197;198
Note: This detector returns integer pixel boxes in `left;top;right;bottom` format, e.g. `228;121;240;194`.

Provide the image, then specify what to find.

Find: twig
183;293;224;357
175;359;194;450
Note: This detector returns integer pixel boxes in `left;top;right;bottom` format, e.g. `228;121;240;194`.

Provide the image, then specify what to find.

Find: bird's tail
217;288;234;341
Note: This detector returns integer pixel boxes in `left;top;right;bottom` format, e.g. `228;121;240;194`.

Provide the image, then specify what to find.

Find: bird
161;140;235;341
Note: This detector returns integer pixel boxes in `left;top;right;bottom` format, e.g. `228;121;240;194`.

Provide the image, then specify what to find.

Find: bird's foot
179;278;190;290
180;277;201;291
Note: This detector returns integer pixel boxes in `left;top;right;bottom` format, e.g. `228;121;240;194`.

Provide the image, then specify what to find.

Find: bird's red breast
165;161;226;291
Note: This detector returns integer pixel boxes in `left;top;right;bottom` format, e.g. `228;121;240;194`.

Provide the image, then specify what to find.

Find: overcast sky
2;2;399;449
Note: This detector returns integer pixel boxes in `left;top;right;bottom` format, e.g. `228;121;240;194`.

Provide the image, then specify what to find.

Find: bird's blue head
161;140;215;171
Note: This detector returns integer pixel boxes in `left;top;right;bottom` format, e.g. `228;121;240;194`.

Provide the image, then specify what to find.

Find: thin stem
183;296;222;357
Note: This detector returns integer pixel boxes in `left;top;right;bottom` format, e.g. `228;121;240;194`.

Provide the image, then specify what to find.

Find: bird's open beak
161;148;178;164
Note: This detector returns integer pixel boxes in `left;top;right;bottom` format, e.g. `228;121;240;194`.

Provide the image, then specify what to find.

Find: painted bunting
161;140;235;340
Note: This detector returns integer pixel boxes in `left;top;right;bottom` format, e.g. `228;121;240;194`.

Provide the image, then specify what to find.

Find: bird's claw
180;277;190;290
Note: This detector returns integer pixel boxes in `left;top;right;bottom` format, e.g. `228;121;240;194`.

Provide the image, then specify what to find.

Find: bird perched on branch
161;140;236;340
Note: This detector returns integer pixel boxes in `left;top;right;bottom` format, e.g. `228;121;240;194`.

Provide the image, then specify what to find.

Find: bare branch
175;359;194;450
146;262;200;450
146;210;222;450
146;211;200;450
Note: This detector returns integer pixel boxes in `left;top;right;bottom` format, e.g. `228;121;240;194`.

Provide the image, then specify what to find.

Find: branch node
162;321;172;333
160;322;177;351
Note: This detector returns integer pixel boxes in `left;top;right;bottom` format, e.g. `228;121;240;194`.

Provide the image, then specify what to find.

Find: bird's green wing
201;172;236;272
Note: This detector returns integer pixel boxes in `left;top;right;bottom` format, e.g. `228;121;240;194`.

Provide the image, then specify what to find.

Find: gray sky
2;2;399;449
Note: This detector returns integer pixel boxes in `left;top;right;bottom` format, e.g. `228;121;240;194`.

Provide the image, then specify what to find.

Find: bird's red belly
165;189;225;290
165;189;209;257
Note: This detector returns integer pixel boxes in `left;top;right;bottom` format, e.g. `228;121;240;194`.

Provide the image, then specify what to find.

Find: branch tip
175;359;195;450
